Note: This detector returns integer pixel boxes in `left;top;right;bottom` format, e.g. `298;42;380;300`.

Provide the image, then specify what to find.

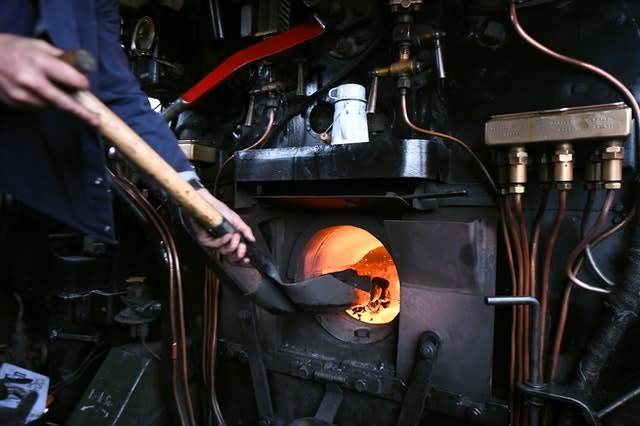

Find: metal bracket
518;382;601;426
396;331;441;426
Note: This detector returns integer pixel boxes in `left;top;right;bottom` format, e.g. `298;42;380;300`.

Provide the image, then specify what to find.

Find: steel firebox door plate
67;346;168;426
385;216;497;399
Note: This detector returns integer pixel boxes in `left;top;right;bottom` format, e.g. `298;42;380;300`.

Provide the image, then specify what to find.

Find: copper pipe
499;196;518;426
549;284;573;382
509;2;640;151
162;205;197;426
530;188;550;303
214;109;276;196
210;276;226;425
111;173;188;425
203;268;209;388
202;267;211;423
549;202;636;381
565;191;615;294
113;173;196;425
514;194;531;382
400;93;497;195
538;190;567;377
504;197;525;398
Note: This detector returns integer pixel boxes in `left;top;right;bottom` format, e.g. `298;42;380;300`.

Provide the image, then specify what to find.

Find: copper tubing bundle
514;194;532;383
111;172;196;426
547;191;623;381
529;188;550;379
537;190;567;379
501;195;527;425
503;192;537;426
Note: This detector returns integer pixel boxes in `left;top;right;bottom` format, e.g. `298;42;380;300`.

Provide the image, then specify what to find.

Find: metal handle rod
486;296;541;385
486;295;542;426
74;90;227;230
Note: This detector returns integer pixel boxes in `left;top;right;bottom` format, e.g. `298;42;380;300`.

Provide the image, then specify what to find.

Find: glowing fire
301;226;400;324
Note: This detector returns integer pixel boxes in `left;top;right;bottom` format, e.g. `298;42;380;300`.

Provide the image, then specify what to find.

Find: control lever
396;331;441;426
162;15;326;121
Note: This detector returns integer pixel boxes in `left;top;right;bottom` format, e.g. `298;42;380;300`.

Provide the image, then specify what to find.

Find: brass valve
551;143;574;190
372;58;423;78
508;146;528;194
601;139;624;189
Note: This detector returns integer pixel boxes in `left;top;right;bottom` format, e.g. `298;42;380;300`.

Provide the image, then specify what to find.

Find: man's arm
92;0;255;261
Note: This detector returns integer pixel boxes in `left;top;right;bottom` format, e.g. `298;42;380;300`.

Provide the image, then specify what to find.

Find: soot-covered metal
3;0;640;425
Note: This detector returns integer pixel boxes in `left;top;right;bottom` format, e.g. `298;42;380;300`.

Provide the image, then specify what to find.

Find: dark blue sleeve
93;0;194;174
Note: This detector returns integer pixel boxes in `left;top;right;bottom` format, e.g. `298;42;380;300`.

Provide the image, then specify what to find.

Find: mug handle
328;87;339;101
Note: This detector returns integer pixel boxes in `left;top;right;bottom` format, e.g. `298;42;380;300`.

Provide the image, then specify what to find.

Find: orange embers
301;225;400;324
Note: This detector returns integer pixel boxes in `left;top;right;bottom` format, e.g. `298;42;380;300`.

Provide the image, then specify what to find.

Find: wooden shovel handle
74;90;226;229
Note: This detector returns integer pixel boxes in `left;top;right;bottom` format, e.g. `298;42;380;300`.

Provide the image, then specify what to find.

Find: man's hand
0;33;99;126
193;188;256;264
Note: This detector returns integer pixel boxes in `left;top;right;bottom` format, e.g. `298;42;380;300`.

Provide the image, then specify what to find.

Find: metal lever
396;331;441;426
486;296;542;426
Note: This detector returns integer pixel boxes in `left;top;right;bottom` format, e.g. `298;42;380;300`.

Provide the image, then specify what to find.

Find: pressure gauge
131;16;155;55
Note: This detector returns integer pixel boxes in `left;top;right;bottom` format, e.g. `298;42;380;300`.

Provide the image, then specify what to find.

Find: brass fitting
372;58;423;78
601;139;624;190
249;81;284;95
585;150;603;189
508;146;528;193
551;143;574;190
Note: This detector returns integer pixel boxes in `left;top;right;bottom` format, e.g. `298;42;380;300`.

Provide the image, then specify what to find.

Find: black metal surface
425;389;510;425
396;331;441;426
235;139;445;182
263;344;405;402
239;304;275;423
313;384;343;424
386;214;497;399
279;274;357;310
66;345;168;425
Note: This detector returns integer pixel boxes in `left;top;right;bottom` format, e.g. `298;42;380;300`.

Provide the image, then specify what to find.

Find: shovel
60;50;358;313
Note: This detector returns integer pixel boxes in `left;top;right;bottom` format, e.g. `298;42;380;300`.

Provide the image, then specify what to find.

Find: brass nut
602;140;625;160
553;153;573;162
601;150;624;160
509;184;526;194
555;182;573;190
604;182;622;190
508;149;528;165
551;149;574;163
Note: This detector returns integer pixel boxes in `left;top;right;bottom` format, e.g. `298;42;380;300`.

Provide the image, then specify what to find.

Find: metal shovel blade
219;261;357;312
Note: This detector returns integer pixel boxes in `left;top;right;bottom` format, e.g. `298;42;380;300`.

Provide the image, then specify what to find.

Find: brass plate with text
485;102;631;146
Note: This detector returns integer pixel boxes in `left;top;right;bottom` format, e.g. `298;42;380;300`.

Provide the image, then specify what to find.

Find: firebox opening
301;225;400;324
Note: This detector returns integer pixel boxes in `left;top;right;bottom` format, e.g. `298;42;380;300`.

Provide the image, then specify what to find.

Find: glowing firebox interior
301;225;400;324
